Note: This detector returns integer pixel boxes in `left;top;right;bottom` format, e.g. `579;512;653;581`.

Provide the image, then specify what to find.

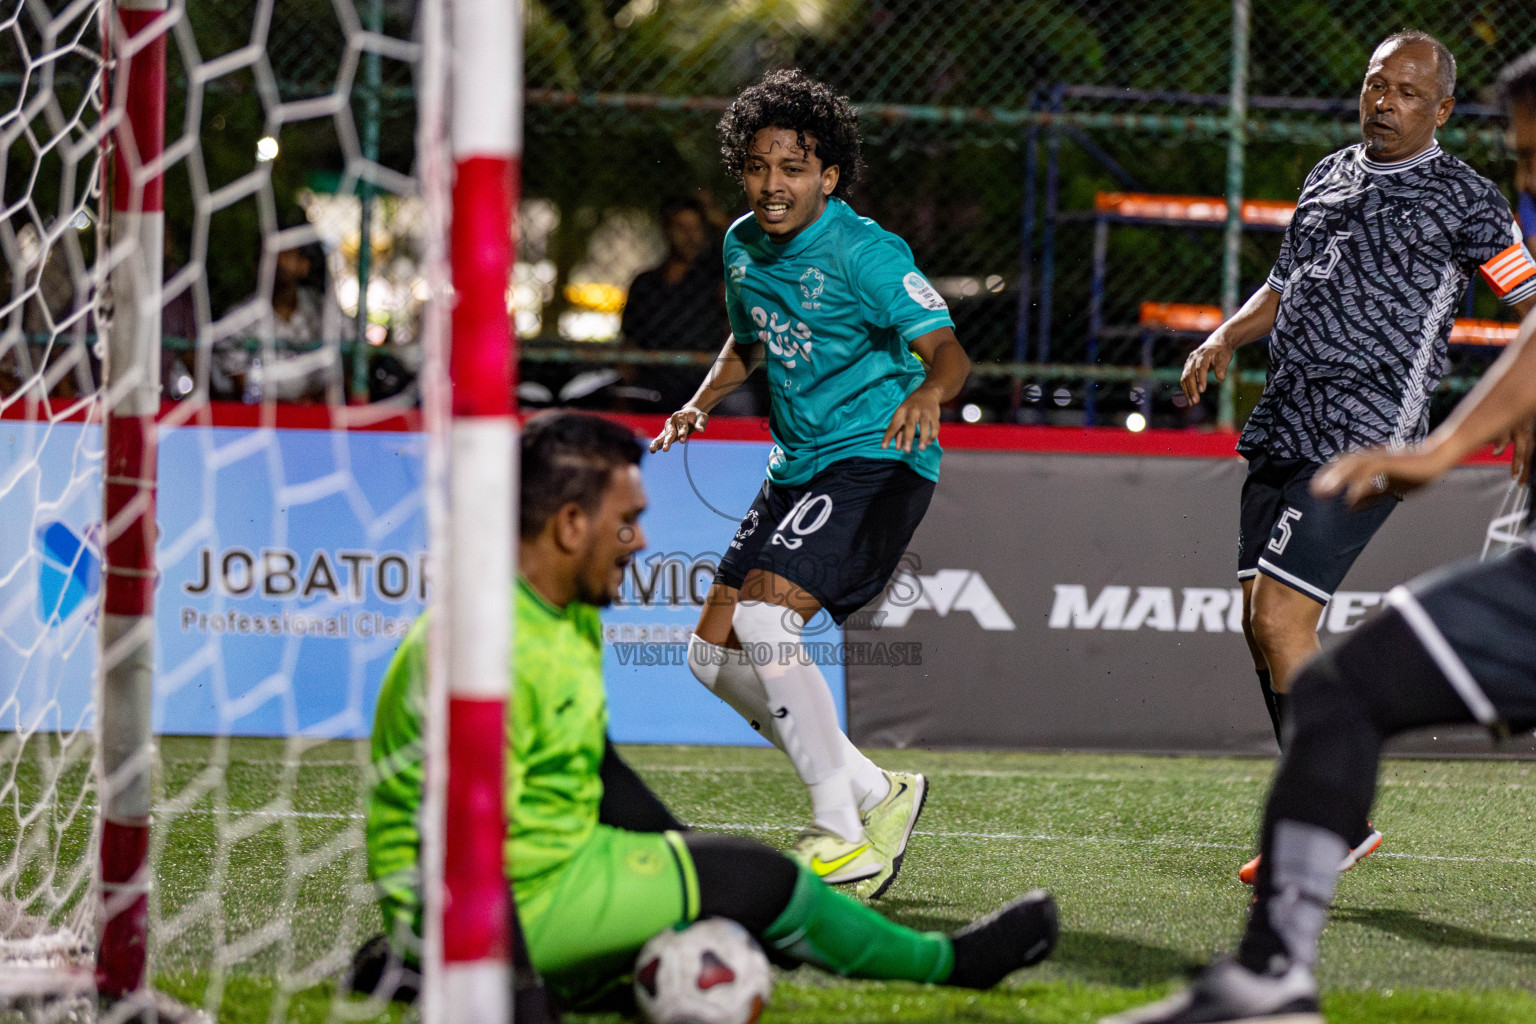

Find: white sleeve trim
898;314;955;344
1504;277;1536;307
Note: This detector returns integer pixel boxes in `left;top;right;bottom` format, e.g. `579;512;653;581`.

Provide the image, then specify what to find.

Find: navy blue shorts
715;458;935;624
1237;451;1398;603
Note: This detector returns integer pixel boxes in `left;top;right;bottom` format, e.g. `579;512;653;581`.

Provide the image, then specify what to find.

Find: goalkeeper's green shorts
518;825;699;998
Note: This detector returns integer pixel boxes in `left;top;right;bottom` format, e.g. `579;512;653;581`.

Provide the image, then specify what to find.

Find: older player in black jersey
1103;51;1536;1024
1180;30;1536;884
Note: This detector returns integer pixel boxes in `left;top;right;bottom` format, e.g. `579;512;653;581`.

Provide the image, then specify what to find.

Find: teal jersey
723;198;953;486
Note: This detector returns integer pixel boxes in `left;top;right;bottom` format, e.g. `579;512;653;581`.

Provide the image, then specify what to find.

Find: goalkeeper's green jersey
365;577;608;940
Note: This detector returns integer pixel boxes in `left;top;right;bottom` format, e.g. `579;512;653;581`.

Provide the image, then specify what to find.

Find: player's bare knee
1249;587;1318;653
1247;597;1294;654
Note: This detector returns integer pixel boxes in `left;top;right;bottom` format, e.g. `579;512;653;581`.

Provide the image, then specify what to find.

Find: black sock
687;833;799;934
1257;669;1284;747
1236;901;1288;974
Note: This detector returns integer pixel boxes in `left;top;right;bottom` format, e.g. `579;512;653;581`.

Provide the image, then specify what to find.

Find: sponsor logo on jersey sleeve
902;272;947;311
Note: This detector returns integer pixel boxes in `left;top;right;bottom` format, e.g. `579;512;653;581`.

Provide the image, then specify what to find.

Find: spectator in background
214;240;343;403
619;195;742;412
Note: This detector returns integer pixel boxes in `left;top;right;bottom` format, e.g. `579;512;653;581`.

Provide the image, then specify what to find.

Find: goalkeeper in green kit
361;412;1056;1005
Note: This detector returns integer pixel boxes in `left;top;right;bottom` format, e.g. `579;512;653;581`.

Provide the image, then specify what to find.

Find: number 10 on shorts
771;492;834;550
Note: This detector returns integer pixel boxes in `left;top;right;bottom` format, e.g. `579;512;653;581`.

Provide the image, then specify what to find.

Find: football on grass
634;917;772;1024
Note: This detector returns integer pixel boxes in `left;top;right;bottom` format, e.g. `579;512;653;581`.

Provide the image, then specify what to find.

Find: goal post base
0;974;210;1024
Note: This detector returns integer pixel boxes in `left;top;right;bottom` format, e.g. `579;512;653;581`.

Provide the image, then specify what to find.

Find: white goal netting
0;0;449;1019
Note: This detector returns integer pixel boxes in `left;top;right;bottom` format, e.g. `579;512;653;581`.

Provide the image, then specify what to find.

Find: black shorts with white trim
1237;450;1398;602
715;457;934;625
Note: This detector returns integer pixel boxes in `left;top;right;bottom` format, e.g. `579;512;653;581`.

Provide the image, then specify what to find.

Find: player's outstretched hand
882;386;942;453
1312;448;1450;508
1180;337;1234;406
650;406;708;453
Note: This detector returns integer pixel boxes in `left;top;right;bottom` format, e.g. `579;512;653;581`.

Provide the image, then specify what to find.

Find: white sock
732;600;866;841
689;634;888;808
856;761;890;811
689;632;888;814
688;634;785;749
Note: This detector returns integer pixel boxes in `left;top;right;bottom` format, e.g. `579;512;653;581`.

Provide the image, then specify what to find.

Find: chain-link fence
2;1;1532;423
521;0;1536;427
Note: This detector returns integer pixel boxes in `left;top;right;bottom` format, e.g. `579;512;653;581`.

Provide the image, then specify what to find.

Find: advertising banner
5;420;1523;753
1;421;103;738
2;422;831;744
847;450;1532;756
1;422;430;739
155;424;429;737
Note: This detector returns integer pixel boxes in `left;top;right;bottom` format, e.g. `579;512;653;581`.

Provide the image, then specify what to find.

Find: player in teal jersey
651;70;973;900
361;412;1056;1007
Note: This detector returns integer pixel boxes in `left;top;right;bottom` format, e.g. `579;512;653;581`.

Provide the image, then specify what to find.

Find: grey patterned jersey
1239;142;1536;463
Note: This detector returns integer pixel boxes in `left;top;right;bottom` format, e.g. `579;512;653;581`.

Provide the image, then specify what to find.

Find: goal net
0;0;510;1020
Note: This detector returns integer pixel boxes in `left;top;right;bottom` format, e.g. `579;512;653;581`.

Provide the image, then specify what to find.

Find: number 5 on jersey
1307;231;1352;280
771;493;834;550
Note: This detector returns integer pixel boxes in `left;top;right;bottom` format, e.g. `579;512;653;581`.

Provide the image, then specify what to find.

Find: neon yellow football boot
789;826;884;885
854;769;929;899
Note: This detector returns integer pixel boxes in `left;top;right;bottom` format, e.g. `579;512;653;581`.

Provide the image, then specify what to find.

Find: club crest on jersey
799;267;825;309
903;272;947;311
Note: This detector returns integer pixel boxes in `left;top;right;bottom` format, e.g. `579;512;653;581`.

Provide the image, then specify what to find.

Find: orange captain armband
1479;241;1536;299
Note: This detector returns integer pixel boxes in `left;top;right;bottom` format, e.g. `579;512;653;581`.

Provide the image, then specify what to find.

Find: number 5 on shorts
1268;507;1303;556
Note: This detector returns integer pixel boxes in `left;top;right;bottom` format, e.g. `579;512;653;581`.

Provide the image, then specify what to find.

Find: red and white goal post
430;0;522;1021
0;0;524;1019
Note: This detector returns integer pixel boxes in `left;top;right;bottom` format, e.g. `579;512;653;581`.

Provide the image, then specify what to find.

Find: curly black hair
717;68;865;200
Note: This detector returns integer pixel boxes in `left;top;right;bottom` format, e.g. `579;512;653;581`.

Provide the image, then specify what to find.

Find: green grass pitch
30;738;1536;1021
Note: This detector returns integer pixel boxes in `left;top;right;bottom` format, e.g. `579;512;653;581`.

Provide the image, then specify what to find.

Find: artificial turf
9;737;1536;1021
